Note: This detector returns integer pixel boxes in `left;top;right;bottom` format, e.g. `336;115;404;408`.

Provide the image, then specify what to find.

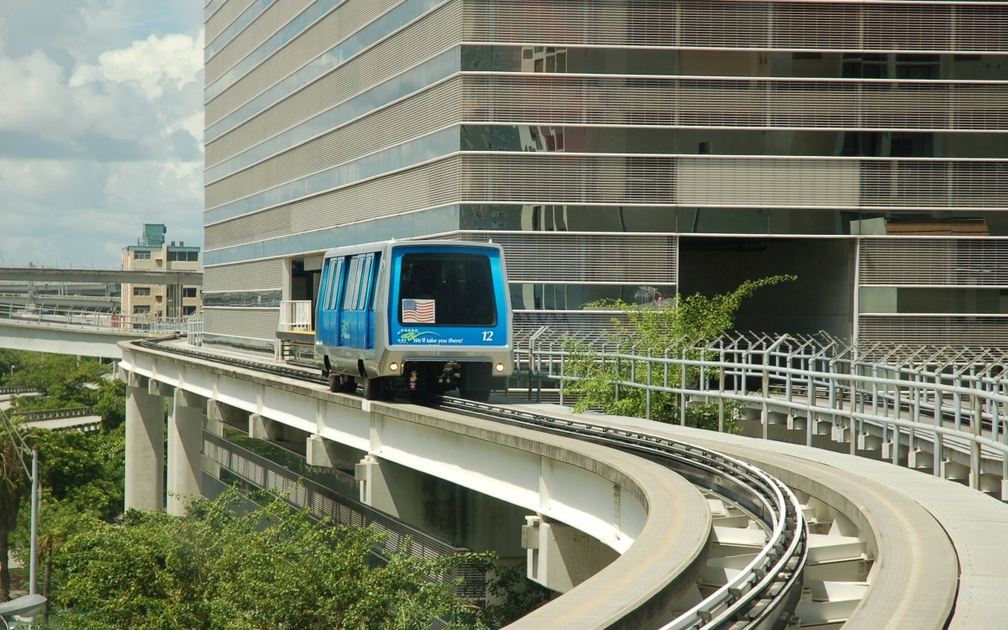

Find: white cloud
71;33;203;101
0;51;69;132
0;3;204;268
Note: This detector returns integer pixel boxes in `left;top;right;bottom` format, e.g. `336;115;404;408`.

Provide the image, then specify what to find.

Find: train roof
321;239;504;258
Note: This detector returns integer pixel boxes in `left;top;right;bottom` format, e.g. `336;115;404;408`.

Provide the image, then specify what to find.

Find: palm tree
0;409;30;601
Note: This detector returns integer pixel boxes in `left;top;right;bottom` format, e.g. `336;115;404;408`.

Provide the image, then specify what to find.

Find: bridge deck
523;403;1008;630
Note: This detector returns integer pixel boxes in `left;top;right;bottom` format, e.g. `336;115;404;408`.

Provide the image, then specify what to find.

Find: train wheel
327;372;339;393
340;376;357;394
362;375;383;400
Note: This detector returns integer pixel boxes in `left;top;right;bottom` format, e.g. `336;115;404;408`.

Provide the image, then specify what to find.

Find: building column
167;389;205;516
124;373;165;512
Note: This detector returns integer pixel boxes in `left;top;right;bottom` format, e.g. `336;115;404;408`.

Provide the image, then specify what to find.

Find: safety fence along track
522;328;1008;498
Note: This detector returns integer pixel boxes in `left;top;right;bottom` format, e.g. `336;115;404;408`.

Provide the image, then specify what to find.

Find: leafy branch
562;275;797;428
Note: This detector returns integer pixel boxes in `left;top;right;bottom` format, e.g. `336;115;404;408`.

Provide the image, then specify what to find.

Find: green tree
7;353;111;413
27;429;123;521
52;488;490;630
91;377;126;431
563;276;796;427
0;412;31;601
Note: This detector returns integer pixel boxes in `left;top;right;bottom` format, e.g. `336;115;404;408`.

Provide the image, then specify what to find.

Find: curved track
137;338;808;628
438;397;808;629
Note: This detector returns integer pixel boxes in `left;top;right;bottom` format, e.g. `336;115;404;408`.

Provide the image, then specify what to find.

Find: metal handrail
0;300;191;335
526;328;1008;489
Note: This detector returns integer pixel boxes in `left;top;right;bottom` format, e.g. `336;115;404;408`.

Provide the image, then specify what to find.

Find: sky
0;1;204;268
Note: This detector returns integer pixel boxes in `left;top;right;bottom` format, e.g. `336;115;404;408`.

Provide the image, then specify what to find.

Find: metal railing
277;300;312;332
202;432;487;599
522;328;1008;492
0;301;192;335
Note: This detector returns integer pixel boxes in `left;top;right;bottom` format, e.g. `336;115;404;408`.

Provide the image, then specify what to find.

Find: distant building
121;224;201;323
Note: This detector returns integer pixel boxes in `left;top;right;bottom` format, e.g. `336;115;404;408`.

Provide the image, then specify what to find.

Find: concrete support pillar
523;515;618;593
124;374;165;512
249;413;279;441
204;400;233;480
307;435;335;468
355;455;423;522
167;389;205;516
307;435;363;471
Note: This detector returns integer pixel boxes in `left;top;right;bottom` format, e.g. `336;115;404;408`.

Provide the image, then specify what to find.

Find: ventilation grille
679;158;1008;210
207;1;463;162
860;238;1008;286
860;161;1008;208
205;0;255;49
462;154;676;205
204;259;283;292
203;306;280;341
467;155;1007;210
206;0;316;87
210;155;1008;236
206;82;463;208
859;315;1008;348
287;159;464;232
465;75;1008;131
206;206;293;250
462;232;677;283
465;0;1008;52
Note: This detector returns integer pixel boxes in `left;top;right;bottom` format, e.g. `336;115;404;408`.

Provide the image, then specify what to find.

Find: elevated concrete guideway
0;265;201;358
0;316;146;359
0;266;201;286
118;340;714;629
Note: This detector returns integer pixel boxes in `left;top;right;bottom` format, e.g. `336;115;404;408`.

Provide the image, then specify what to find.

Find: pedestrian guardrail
523;328;1008;496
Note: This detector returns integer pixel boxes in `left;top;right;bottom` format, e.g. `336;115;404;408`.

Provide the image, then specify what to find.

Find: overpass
0;265;201;358
0;313;149;359
116;336;1008;629
0;266;201;286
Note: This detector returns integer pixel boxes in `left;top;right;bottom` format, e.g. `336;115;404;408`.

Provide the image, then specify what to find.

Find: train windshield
398;253;497;326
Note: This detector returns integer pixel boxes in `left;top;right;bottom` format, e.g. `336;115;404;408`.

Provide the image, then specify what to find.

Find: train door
340;256;362;347
341;253;379;349
316;256;345;348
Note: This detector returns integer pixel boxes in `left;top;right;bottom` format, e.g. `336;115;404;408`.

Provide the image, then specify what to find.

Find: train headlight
494;362;505;373
389;362;400;372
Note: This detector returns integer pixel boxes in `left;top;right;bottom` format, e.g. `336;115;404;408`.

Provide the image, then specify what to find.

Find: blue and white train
315;239;513;400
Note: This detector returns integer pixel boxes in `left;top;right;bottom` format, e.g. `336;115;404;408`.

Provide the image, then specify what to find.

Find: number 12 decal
482;330;494;342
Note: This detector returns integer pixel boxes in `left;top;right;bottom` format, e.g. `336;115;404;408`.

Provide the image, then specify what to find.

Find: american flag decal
402;298;436;323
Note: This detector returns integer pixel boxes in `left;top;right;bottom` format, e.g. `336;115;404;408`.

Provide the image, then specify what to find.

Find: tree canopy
562;276;796;427
53;488;491;630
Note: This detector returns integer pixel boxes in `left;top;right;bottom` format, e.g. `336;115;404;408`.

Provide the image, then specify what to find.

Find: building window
133;287;151;297
183;287;198;299
134;251;151;260
183;306;197;316
133;305;151;315
168;250;199;262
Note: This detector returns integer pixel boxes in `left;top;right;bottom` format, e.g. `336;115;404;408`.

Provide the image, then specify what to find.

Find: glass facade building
203;0;1008;354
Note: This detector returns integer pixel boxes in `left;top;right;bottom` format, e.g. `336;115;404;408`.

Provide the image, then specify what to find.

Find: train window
357;253;379;310
366;253;381;310
343;257;361;310
399;253;496;326
324;257;343;311
320;258;333;311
